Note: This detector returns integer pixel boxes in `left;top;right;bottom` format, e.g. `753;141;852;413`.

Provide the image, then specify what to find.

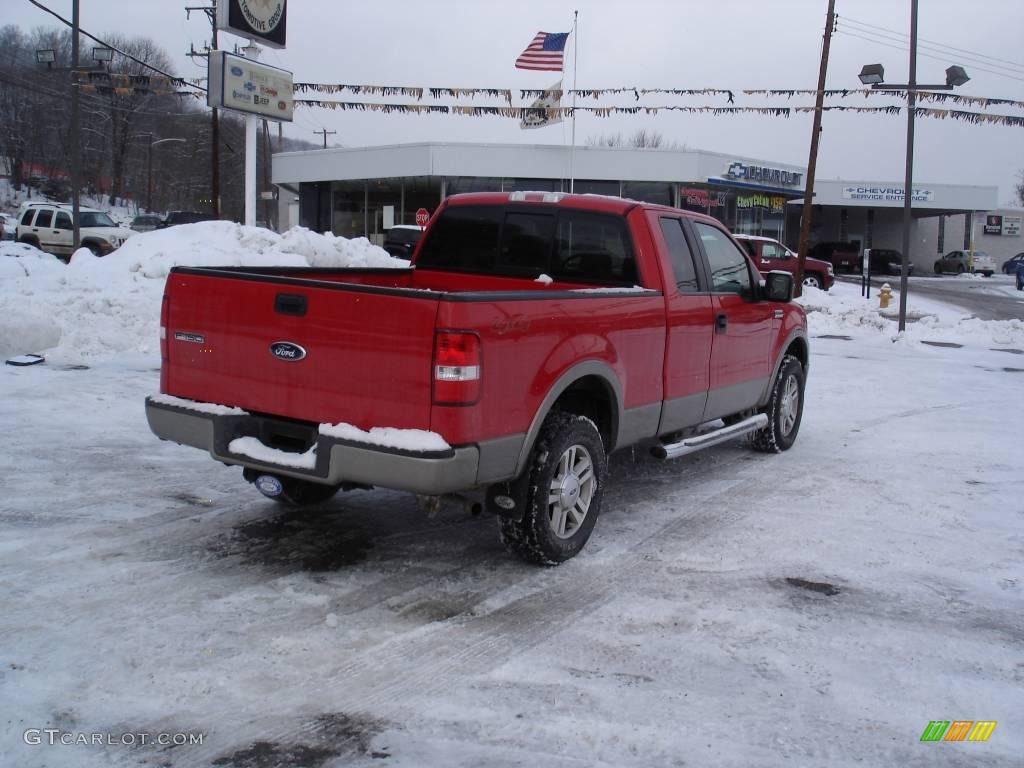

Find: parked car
15;202;133;260
0;213;15;241
160;210;216;228
807;241;861;274
934;250;995;277
733;234;834;290
1017;264;1024;291
131;214;163;233
1000;252;1024;275
146;192;809;565
381;224;424;259
866;248;914;276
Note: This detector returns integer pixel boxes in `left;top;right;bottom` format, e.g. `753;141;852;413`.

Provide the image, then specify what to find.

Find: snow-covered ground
1;229;1021;767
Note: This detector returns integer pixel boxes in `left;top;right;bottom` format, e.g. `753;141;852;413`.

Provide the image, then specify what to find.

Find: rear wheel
752;355;805;454
499;411;606;565
934;262;942;274
957;264;965;274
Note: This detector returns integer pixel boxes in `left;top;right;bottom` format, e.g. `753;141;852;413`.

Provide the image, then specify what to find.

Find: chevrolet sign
842;186;934;202
724;161;803;188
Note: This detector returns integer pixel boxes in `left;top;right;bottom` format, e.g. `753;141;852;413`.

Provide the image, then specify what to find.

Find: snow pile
798;282;1024;348
0;222;404;361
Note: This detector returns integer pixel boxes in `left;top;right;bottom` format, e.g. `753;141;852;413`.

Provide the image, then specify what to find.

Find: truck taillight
433;331;481;405
159;293;169;392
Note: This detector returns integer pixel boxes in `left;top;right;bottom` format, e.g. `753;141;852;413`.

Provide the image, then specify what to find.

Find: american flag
515;31;570;71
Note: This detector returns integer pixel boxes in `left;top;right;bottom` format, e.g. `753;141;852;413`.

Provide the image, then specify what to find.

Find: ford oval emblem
270;341;306;361
230;66;244;77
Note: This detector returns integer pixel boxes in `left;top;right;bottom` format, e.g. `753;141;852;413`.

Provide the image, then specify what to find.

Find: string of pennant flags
75;71;1024;114
291;82;1024;110
291;99;1024;127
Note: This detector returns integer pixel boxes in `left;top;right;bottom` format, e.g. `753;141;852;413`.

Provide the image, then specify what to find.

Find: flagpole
569;10;578;193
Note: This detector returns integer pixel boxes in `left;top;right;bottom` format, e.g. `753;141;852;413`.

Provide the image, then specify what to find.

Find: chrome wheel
547;444;596;539
802;275;821;289
780;374;800;437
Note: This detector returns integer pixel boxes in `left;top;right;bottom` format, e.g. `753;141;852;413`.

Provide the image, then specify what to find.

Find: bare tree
586;129;685;150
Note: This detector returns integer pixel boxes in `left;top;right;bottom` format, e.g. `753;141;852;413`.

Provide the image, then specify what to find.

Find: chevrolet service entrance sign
207;51;294;123
217;0;287;49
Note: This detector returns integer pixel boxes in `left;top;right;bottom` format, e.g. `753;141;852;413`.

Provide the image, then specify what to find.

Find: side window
415;206;503;272
35;210;54;228
552;211;637;285
761;243;784;259
737;239;757;258
495;212;555;276
55;212;72;230
693;222;753;295
21;210;37;226
658;217;699;292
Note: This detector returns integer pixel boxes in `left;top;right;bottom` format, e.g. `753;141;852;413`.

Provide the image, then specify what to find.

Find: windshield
386;228;421;245
80;212;116;228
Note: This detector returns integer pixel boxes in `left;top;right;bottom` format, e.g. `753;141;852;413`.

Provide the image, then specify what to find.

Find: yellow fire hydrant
879;283;893;309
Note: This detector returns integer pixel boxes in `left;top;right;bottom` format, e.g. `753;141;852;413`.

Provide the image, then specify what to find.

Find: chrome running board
651;413;769;460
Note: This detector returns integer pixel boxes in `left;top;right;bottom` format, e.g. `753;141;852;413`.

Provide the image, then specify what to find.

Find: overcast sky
8;0;1024;204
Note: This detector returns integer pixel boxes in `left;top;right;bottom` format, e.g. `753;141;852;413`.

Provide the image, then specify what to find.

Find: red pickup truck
146;192;808;564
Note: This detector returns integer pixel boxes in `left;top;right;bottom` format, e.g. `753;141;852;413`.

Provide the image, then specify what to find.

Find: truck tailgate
163;270;441;430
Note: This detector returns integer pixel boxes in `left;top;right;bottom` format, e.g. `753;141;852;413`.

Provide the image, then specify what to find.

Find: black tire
499;411;606;565
751;355;805;453
18;236;39;248
956;264;965;274
1017;274;1023;291
934;262;942;275
802;273;822;290
83;242;102;257
983;271;993;278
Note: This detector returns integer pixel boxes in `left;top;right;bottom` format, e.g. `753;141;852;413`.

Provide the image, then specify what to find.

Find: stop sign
415;208;430;227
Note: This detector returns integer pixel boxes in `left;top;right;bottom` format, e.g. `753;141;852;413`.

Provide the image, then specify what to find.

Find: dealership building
272;142;1010;271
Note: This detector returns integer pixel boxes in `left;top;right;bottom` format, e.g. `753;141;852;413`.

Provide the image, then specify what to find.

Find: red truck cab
147;192;808;564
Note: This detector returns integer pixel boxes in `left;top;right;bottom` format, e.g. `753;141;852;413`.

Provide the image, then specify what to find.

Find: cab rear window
416;205;638;285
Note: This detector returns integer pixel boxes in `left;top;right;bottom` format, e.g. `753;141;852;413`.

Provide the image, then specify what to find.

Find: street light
858;0;969;333
147;137;187;213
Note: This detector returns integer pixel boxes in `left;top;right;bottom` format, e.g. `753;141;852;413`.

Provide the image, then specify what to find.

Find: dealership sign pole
211;0;290;226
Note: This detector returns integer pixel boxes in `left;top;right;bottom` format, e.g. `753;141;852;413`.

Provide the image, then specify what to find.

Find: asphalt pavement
838;272;1024;321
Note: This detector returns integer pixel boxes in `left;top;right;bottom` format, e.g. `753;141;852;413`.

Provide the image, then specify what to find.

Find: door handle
715;313;728;333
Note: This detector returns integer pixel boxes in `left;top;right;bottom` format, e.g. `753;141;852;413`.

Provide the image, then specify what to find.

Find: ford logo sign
269;342;306;361
230;66;244;77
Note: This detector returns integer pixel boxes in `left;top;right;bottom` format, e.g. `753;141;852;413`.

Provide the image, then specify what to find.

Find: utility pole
262;118;273;229
70;0;81;251
186;2;220;218
794;0;837;297
314;129;336;149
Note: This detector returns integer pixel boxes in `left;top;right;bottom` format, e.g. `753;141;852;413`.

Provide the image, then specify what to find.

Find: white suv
15;202;134;260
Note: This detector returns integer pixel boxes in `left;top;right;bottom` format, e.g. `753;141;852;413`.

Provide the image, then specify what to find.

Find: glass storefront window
571;179;619;197
367;178;401;245
402;176;440;226
331;180;365;238
623;181;672;207
447;177;502;195
502;177;561;192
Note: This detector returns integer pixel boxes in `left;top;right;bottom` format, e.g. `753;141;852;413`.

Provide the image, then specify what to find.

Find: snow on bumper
145;396;479;495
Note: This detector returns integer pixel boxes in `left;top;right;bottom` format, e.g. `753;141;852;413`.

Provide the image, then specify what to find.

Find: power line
835;29;1024;85
837;20;1024;78
840;15;1024;72
25;0;205;92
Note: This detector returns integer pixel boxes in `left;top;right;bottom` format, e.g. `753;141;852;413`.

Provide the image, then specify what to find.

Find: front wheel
499;412;606;565
934;262;942;274
801;273;822;290
957;264;965;274
751;355;805;453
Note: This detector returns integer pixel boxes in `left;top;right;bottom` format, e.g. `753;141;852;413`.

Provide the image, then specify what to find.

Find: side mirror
763;270;794;302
